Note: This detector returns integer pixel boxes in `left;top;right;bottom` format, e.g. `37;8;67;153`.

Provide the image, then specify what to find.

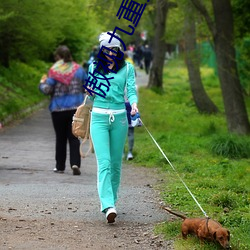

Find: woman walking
39;45;87;175
86;32;138;223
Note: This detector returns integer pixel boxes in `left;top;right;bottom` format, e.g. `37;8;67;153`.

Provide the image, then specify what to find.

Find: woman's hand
131;103;138;116
40;74;47;84
85;86;95;97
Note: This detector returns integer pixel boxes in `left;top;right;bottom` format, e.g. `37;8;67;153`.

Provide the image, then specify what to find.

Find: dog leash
139;118;209;218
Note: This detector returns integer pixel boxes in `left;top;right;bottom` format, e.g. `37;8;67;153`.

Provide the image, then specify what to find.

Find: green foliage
232;0;250;39
236;37;250;95
129;58;250;249
210;192;238;209
210;135;250;159
0;0;99;66
0;60;49;122
165;2;184;44
154;221;181;240
91;0;149;46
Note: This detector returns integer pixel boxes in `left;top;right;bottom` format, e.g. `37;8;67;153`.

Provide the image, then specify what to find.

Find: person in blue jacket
39;45;87;176
86;32;139;223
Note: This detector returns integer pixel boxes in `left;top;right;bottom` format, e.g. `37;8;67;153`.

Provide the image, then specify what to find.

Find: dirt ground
0;90;174;249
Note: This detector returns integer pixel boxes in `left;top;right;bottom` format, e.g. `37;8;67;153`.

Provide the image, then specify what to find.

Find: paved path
0;68;153;223
0;71;173;249
0;107;164;224
135;68;149;88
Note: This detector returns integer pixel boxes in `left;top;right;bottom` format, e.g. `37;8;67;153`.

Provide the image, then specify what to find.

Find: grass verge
128;58;250;250
0;60;49;125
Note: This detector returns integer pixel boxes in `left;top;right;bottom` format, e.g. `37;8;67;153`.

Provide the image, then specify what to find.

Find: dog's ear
213;231;217;240
227;230;230;240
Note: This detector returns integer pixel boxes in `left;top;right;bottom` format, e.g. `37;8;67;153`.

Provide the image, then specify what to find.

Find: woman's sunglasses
102;47;119;54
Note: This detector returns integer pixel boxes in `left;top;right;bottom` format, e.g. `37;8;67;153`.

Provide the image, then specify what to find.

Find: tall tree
190;0;250;134
184;1;218;114
148;0;177;89
0;0;97;66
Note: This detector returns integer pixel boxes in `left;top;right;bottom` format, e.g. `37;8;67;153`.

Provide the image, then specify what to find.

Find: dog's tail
162;206;187;220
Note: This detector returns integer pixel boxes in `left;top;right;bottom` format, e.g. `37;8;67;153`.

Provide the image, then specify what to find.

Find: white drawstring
92;107;125;125
109;112;115;124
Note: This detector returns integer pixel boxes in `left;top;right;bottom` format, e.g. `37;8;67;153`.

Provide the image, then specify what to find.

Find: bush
210;191;237;209
210;135;250;159
0;60;49;122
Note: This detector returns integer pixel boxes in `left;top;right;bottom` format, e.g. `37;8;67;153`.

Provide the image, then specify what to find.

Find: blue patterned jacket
39;67;87;112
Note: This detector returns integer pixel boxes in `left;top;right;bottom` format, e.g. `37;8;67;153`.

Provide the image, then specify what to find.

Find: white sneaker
53;168;64;173
72;165;81;175
127;152;133;160
105;207;117;223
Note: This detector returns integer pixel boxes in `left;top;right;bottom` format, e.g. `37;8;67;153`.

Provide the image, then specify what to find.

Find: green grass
0;60;50;123
129;58;250;250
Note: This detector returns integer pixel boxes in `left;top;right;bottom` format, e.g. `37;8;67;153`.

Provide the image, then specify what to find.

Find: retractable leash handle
139;118;209;218
131;112;142;127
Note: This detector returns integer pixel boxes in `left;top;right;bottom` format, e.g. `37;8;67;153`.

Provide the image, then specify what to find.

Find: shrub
210;191;237;209
210;135;250;159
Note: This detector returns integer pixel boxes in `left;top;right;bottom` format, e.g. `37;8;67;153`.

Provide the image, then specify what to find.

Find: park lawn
129;58;250;250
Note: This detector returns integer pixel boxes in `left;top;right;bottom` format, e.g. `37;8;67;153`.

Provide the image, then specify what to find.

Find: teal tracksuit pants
90;111;128;212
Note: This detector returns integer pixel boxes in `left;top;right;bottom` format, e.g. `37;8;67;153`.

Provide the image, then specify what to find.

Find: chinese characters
84;0;150;98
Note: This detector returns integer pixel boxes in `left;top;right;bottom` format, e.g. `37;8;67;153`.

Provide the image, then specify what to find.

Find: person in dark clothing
143;45;152;74
87;46;99;66
134;45;144;69
125;101;134;160
39;45;87;175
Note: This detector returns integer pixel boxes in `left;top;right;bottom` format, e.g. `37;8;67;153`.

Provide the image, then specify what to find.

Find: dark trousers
144;59;151;74
51;110;80;171
127;127;134;152
125;102;134;153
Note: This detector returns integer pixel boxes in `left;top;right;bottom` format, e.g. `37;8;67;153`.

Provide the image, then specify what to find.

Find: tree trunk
184;4;218;114
148;0;169;89
212;0;250;134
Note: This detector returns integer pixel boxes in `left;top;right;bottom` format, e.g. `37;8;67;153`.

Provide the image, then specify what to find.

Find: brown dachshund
162;207;231;249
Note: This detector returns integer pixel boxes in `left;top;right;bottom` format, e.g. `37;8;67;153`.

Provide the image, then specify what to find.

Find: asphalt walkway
0;70;172;249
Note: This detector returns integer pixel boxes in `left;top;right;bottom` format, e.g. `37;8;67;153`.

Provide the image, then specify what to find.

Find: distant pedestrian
39;45;87;175
87;46;99;67
143;44;152;74
125;101;135;160
134;45;144;69
124;52;138;160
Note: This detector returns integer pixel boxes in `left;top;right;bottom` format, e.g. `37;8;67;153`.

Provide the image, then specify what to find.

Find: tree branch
167;1;178;9
190;0;216;37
